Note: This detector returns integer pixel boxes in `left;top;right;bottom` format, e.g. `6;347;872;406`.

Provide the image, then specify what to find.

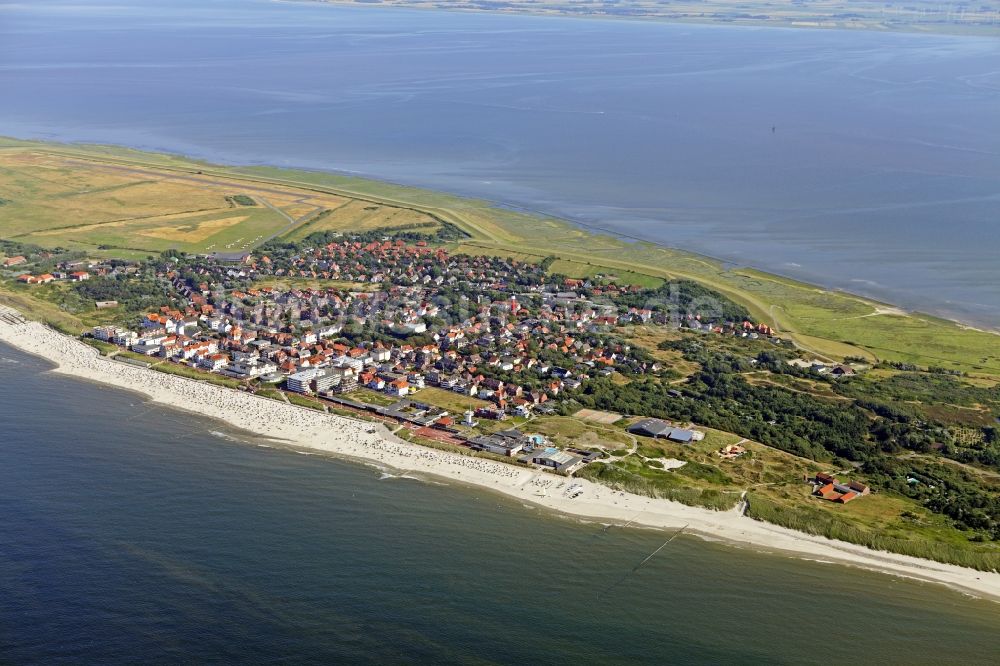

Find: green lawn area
81;338;117;355
528;415;634;450
285;392;327;411
351;387;399;407
411;387;488;414
113;349;157;364
546;258;664;289
149;361;243;389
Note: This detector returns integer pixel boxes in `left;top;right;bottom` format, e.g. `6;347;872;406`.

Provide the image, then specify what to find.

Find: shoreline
283;0;1000;38
2;305;999;603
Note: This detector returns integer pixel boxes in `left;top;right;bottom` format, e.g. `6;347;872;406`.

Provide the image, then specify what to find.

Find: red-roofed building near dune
70;271;90;281
3;256;26;267
815;472;836;485
812;473;870;504
815;483;840;501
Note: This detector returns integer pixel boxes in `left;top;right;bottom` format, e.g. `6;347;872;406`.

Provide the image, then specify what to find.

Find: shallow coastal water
3;343;1000;663
1;0;999;326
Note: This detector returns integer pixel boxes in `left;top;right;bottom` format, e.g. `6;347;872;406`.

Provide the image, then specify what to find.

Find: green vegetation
81;338;117;356
284;392;327;411
113;349;157;365
149;362;243;389
529;416;635;451
569;332;1000;545
577;459;739;511
412;387;488;414
0;285;88;334
746;493;1000;572
256;388;285;401
547;258;664;290
351;388;400;407
75;274;171;313
0;146;443;258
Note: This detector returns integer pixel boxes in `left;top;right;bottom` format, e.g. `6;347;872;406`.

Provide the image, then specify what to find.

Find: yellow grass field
140;215;250;243
286;199;440;240
574;408;622;424
0;149;440;256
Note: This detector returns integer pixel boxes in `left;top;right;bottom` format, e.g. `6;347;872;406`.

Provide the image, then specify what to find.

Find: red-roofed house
387;378;409;397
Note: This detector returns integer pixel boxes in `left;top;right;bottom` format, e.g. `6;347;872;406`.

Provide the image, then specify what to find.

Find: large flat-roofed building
628;418;696;444
532;449;585;475
286;368;318;394
470;430;526;457
666;428;695;444
628;418;673;439
314;369;341;394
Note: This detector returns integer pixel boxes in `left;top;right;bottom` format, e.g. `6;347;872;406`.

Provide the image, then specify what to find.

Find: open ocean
0;0;999;326
3;343;1000;663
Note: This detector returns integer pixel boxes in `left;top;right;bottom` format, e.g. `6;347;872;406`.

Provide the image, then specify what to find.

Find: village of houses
5;236;869;501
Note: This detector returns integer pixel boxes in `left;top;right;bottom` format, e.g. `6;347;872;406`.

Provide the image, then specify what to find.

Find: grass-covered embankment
745;492;1000;572
577;459;741;511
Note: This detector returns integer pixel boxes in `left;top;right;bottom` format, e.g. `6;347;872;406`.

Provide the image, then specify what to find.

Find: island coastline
2;306;998;603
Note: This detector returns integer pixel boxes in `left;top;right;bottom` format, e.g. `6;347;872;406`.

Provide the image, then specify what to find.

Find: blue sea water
0;0;998;326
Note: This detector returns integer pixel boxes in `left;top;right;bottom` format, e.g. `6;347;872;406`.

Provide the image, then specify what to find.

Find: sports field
574;408;622;425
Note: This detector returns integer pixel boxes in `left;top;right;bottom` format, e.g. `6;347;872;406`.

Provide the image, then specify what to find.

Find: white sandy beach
1;305;998;602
